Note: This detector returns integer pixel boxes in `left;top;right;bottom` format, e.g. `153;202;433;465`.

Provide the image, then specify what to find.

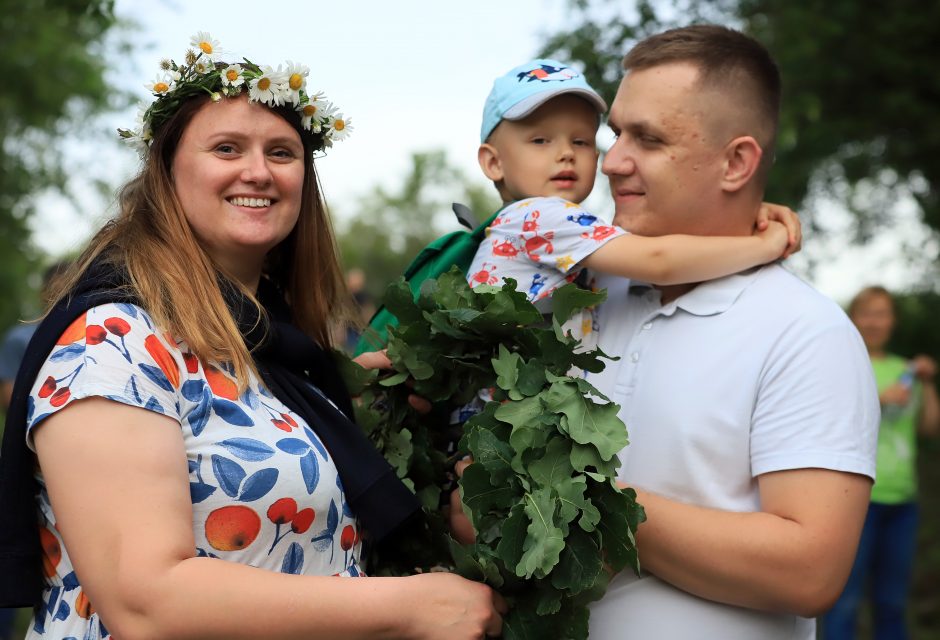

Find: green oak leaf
495;395;544;430
492;344;522;394
465;424;515;487
551;528;604;595
570;442;620;477
495;503;528;570
551;282;607;325
556;476;601;533
545;381;628;461
518;487;565;578
460;463;518;528
528;436;574;488
384;428;413;479
516;359;548;397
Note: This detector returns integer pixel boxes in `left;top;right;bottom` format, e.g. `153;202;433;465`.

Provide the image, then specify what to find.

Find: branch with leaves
340;268;645;640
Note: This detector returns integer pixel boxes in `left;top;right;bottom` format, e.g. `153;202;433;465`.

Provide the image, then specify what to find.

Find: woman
0;35;504;639
823;285;940;640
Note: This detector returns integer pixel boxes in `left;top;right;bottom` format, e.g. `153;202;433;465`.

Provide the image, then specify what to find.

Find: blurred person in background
823;285;940;640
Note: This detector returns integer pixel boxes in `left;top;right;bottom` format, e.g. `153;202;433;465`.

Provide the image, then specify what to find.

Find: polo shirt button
642;322;653;330
630;352;640;363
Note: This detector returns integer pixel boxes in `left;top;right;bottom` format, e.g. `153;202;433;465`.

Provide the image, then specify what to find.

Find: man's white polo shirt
586;264;879;640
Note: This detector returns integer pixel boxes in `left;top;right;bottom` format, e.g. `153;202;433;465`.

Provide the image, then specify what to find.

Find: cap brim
502;88;607;121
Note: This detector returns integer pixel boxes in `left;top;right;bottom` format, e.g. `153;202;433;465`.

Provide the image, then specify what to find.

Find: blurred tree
334;149;501;301
540;0;940;247
0;0;122;328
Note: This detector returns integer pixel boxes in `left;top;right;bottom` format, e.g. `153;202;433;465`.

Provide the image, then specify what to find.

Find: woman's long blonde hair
48;95;351;388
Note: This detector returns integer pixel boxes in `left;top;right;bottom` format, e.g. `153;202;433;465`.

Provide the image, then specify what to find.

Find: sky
30;0;936;305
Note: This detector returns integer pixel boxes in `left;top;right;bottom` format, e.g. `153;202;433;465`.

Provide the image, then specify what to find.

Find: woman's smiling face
172;96;305;289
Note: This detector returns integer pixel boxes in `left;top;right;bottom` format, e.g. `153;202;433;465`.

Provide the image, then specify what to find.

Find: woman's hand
755;203;802;258
400;572;507;640
353;349;432;413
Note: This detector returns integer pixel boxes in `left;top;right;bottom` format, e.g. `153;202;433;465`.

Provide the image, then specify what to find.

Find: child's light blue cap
480;58;607;143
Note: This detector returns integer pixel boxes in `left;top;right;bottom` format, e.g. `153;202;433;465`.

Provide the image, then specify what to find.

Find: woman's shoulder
27;301;190;438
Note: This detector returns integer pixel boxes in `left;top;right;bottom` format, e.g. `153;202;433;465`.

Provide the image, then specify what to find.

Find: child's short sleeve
468;196;626;302
25;303;186;450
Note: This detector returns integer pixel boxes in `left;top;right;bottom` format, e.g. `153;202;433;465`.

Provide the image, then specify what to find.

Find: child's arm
581;221;788;285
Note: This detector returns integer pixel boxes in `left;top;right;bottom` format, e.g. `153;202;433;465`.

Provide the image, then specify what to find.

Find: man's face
602;62;728;236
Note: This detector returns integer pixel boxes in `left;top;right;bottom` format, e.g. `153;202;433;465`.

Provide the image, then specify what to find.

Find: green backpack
353;203;504;356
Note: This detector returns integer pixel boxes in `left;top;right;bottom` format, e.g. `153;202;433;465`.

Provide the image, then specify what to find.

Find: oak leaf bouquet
340;268;645;640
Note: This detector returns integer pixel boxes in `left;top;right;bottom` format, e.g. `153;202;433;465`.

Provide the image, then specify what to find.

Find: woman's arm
34;398;503;640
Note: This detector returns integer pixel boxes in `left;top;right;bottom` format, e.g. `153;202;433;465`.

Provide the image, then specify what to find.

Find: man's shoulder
745;265;848;325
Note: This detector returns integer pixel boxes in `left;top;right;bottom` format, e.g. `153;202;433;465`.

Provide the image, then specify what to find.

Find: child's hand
755;220;789;260
756;202;802;258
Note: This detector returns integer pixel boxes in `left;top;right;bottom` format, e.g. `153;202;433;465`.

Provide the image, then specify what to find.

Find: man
586;25;879;639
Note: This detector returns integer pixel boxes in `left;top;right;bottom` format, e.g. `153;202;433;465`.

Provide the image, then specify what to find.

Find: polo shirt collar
630;265;767;317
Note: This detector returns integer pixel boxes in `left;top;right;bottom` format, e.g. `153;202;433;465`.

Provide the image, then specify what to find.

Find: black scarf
0;262;420;607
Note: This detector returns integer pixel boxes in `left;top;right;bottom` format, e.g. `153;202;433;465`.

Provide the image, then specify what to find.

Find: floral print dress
24;303;363;639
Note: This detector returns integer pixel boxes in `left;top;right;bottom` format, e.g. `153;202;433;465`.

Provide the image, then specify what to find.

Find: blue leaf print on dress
212;398;255;426
211;454;246;498
62;571;80;591
281;542;304;574
276;438;310;455
139;362;173;392
181;379;206;402
238;468;279;502
219;438;275;461
190;481;217;503
123;374;143;404
240;386;260;410
144;395;165;413
188;386;212;437
115;303;139;318
303;426;330;460
312;499;339;553
50;344;85;362
54;600;70;621
299;450;320;494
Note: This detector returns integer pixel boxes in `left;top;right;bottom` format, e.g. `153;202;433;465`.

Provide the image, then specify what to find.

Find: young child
468;59;798;342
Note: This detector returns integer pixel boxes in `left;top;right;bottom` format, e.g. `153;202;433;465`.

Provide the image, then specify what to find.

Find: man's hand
448;457;476;544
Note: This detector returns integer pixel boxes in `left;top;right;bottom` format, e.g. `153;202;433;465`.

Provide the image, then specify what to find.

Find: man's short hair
624;25;781;182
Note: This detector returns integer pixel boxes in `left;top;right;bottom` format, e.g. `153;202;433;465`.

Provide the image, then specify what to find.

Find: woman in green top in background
823;285;940;640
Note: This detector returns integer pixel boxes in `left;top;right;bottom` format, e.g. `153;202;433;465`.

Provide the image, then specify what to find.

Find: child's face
482;94;599;204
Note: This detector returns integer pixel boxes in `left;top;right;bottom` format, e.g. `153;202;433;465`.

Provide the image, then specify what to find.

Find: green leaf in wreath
518;487;565;578
460;463;518;528
544;381;628;461
465;424;515;487
550;528;604;595
495;503;528;570
528;436;574;488
492;344;522;395
556;476;601;533
550;282;607;325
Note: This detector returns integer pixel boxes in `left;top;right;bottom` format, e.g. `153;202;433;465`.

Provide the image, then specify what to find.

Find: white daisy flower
249;65;287;106
220;63;245;88
282;61;309;104
145;74;173;95
327;113;353;141
190;31;223;61
298;93;332;131
192;57;214;75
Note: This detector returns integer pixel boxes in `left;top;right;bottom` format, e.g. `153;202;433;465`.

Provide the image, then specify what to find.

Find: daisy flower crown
118;32;352;156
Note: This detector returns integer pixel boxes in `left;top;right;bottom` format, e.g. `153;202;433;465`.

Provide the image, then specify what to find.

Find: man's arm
627;468;871;618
